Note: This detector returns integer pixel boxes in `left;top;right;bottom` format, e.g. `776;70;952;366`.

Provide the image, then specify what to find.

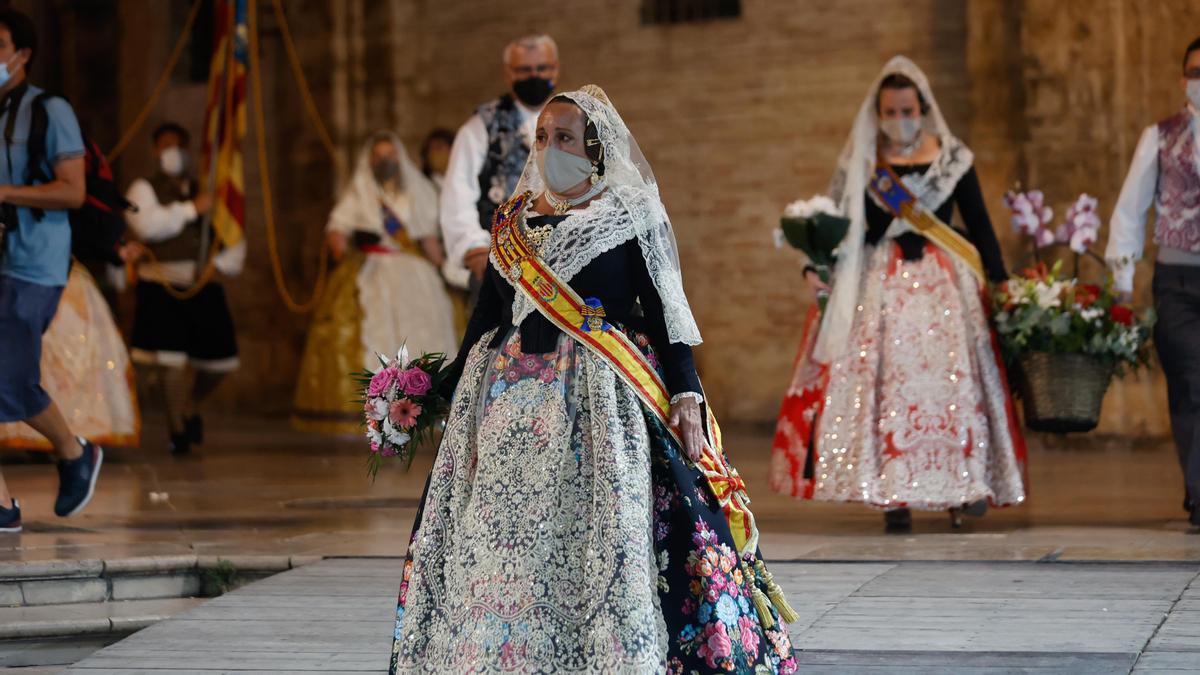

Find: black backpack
20;90;133;266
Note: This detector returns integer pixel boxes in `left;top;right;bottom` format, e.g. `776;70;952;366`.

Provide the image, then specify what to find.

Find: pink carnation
399;367;433;396
368;367;399;397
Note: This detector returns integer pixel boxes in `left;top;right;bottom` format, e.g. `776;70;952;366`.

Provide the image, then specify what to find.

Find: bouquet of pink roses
358;346;451;478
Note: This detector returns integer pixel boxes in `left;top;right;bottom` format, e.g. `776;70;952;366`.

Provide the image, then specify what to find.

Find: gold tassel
741;560;775;629
755;560;800;624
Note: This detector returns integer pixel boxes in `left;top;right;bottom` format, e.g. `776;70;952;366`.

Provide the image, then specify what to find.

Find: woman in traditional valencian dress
0;263;139;450
388;86;798;674
770;57;1027;533
293;132;457;434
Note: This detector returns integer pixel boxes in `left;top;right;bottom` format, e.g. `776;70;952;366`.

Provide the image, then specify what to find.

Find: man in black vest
124;122;239;456
440;34;560;298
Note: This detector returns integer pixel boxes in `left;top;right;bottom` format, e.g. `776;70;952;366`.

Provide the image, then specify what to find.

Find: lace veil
327;131;439;241
502;85;703;345
815;56;971;363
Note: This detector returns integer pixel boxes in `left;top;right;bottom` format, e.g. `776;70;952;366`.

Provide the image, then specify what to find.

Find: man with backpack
0;8;103;533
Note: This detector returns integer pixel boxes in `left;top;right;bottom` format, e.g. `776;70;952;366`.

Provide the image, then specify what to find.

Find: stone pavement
63;557;1200;674
1;415;1197;671
0;416;1197;565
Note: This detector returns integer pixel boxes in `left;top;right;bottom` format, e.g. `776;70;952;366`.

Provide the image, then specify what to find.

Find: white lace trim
669;391;704;406
866;135;974;215
491;188;703;346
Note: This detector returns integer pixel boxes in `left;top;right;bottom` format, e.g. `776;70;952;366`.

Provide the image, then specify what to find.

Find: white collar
514;99;540;120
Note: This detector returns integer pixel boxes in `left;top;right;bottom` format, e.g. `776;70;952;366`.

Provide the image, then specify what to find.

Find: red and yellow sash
869;163;986;285
490;192;759;556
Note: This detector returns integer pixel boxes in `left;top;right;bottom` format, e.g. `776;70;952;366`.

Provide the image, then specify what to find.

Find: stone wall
28;0;1200;435
965;0;1200;436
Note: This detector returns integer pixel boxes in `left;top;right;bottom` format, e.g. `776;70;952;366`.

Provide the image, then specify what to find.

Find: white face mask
1188;79;1200;111
159;146;187;177
880;117;923;145
536;145;593;194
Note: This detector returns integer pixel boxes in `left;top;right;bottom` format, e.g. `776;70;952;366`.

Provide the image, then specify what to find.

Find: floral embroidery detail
670;521;797;673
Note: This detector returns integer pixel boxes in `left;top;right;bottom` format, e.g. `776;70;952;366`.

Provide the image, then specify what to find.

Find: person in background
421;126;470;333
0;7;103;532
439;34;560;307
419;127;454;191
292;131;456;434
124;121;239;456
770;57;1026;533
1105;36;1200;527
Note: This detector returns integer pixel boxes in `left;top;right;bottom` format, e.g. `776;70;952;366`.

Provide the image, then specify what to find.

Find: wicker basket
1015;352;1113;433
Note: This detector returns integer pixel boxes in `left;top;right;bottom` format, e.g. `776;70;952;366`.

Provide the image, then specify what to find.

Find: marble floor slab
67;558;1200;674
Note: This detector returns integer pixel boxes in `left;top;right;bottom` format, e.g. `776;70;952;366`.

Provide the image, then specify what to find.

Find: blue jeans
0;274;64;422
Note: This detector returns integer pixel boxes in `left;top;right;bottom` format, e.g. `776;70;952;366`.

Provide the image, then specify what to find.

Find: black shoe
949;507;964;529
963;499;989;518
168;432;191;456
55;439;103;517
884;508;912;534
1185;493;1195;515
0;500;21;533
1190;504;1200;528
185;415;204;445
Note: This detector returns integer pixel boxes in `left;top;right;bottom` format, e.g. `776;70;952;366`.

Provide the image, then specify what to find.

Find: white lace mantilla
491;187;703;346
502;86;703;346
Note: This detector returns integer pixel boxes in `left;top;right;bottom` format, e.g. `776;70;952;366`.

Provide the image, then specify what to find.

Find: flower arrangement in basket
357;346;452;478
994;190;1155;433
774;195;849;312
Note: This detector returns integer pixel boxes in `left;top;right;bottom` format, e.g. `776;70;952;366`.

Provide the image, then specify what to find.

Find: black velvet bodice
449;213;701;397
864;164;1007;282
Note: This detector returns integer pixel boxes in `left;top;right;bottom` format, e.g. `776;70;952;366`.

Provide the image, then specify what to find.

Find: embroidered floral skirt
771;241;1027;510
390;326;797;674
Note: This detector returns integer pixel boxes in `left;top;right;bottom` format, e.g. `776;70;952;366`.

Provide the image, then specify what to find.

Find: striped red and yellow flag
199;0;248;249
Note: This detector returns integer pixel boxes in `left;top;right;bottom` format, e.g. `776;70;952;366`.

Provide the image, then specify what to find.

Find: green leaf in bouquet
1049;312;1071;337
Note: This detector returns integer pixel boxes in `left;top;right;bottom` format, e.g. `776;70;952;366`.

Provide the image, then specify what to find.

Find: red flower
1110;305;1134;326
1074;284;1101;308
1022;262;1050;282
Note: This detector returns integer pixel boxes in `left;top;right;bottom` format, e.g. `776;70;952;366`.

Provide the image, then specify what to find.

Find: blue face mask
0;57;21;89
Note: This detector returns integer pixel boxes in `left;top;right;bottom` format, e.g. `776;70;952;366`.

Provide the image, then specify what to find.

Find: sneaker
0;500;20;533
185;415;204;445
55;438;103;517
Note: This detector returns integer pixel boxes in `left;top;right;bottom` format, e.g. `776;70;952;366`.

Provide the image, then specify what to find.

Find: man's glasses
509;63;557;78
1186;67;1200;79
